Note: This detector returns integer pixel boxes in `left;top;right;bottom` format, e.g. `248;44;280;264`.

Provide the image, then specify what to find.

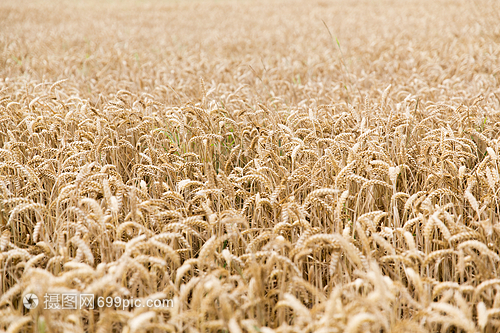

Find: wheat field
1;0;500;332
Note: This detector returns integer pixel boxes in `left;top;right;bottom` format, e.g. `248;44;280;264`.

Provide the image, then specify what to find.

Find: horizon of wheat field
1;0;500;332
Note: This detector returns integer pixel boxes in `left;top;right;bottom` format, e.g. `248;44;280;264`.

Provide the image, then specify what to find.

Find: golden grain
1;0;500;331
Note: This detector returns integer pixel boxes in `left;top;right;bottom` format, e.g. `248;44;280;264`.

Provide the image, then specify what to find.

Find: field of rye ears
1;0;500;332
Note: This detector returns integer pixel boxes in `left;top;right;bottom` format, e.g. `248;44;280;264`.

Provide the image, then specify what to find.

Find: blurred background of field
1;0;500;332
2;0;498;104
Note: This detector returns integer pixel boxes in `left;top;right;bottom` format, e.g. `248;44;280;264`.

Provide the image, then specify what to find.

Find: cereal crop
1;0;500;332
